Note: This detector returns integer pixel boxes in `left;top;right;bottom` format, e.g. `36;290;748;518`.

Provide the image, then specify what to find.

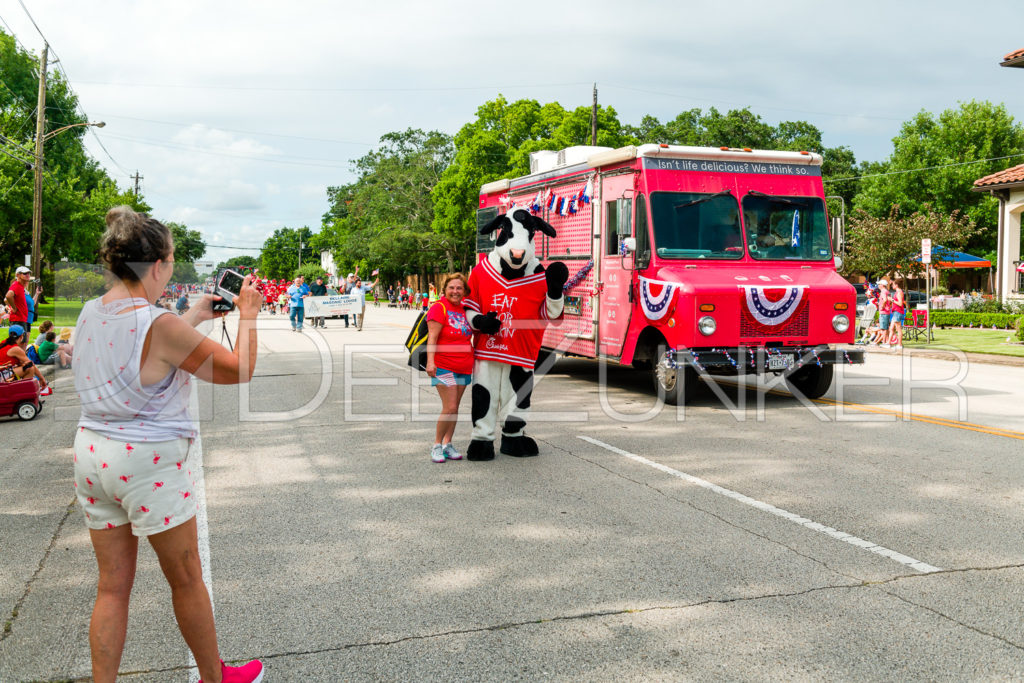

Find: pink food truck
477;144;864;403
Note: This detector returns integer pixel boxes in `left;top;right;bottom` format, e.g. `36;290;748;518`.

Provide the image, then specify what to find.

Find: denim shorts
878;313;891;329
890;311;905;326
431;368;472;386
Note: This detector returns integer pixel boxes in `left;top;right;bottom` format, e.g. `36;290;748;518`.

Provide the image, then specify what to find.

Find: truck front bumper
670;345;865;374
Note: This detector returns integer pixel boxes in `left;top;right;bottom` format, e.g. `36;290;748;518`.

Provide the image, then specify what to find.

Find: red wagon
0;373;44;421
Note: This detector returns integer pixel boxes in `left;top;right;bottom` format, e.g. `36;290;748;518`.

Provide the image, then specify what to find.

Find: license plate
767;355;789;370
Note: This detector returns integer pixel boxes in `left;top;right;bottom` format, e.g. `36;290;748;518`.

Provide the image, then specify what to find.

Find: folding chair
904;308;933;342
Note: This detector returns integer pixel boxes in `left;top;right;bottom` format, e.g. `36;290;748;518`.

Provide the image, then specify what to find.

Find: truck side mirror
620;237;637;270
616;198;633;236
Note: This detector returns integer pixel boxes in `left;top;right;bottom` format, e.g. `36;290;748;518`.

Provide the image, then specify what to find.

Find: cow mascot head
461;206;569;460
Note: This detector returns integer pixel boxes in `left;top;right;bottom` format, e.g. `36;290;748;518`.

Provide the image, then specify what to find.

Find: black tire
651;344;698;406
16;401;38;421
785;363;834;400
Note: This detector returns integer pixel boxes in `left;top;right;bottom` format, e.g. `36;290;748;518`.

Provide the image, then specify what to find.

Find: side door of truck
598;171;637;357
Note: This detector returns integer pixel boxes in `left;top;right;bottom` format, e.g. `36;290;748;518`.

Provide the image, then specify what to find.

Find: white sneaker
430;444;446;463
443;443;462;460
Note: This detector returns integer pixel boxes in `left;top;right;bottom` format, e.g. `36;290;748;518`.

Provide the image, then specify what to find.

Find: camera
212;268;246;312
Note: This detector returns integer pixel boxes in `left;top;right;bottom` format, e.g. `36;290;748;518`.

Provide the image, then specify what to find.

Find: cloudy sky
3;0;1023;267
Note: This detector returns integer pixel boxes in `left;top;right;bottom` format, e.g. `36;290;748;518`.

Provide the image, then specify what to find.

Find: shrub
1017;317;1024;342
930;311;1022;328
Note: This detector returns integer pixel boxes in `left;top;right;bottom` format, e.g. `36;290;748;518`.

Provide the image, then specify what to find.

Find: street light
31;120;106;292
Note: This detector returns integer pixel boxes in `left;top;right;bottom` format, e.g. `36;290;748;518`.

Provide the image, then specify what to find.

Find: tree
0;29;147;282
432;97;629;270
258;226;314;280
852;101;1024;255
322;128;454;278
843;204;982;281
622;106;860;207
167;221;206;263
214;255;259;271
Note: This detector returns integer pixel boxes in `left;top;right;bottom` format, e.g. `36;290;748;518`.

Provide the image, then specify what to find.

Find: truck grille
739;307;810;339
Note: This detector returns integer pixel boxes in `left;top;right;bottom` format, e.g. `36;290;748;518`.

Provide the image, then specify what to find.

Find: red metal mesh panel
739;305;810;339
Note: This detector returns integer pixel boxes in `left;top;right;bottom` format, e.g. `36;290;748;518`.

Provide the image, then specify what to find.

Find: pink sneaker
199;659;264;683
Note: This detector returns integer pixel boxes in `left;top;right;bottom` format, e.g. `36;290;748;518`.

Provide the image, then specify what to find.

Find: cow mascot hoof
466;439;495;461
500;434;539;458
463;206;567;460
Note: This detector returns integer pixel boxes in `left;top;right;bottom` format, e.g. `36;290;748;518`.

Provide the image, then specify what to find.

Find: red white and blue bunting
740;285;806;326
639;276;678;321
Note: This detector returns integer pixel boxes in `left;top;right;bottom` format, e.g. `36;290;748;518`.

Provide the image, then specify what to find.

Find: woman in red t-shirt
425;273;474;463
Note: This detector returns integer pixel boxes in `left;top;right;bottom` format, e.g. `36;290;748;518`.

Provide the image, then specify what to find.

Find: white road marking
367;354;409;371
577;435;942;574
187;391;213;683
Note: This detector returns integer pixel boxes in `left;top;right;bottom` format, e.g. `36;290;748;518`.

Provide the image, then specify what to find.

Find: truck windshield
649;191;744;260
742;192;832;261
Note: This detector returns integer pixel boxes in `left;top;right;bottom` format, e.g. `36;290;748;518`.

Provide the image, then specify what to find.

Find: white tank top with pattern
74;297;196;442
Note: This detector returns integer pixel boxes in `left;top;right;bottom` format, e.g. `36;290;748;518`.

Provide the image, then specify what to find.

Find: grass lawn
903;327;1024;358
29;298;87;329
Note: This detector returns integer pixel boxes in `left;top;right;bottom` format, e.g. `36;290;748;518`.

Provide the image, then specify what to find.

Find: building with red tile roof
970;49;1024;300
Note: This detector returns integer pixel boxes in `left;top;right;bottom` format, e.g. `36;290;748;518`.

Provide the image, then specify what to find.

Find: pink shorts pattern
74;427;197;536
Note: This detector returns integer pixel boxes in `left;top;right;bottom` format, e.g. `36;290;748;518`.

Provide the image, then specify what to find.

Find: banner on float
305;294;364;316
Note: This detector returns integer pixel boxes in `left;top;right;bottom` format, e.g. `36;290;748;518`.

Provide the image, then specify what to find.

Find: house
970;49;1024;302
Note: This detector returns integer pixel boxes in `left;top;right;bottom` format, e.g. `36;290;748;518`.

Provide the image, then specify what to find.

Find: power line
824;153;1024;183
100;132;354;168
100;114;375;147
602;82;907;123
72;80;592;94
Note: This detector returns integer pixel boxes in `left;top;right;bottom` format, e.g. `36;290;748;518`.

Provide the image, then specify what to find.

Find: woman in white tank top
73;207;264;683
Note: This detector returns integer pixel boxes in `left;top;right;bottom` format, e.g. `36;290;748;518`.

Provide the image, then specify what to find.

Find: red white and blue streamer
741;285;806;326
639;276;678;321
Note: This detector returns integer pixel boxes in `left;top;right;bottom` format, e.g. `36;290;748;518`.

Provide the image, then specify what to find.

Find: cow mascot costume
463;206;568;460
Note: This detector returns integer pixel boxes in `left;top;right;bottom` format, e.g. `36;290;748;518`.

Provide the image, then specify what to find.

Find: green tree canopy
214;255;259;272
321;128;455;277
258;226;315;280
0;29;156;282
851;100;1024;256
431;96;629;269
843;204;982;280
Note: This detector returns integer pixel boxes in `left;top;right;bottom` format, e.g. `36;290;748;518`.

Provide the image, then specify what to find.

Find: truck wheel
651;344;698;405
17;401;38;421
785;363;834;400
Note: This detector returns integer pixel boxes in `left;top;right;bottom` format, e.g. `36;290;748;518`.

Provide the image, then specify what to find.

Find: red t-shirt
426;299;474;375
7;280;27;322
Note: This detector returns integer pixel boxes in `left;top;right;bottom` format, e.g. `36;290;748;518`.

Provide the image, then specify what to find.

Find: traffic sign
921;238;932;264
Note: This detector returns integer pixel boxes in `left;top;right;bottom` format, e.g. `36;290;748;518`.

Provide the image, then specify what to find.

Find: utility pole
31;43;48;292
591;83;598;146
131;171;143;195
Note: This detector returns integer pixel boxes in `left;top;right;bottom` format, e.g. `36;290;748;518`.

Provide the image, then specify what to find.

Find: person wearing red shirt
5;266;35;332
425;273;474;463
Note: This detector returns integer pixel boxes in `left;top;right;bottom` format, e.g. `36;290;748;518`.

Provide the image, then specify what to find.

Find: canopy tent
911;245;991;268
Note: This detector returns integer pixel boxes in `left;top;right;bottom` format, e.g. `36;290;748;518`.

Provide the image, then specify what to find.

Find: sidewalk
858;344;1024;368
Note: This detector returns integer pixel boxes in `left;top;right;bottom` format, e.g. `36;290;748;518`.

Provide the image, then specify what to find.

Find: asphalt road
2;305;1023;681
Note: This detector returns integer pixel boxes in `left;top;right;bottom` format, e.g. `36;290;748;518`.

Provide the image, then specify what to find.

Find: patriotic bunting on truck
638;276;678;321
740;285;806;326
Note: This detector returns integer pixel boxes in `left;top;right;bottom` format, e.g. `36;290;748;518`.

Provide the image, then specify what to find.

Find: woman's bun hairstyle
99;206;173;282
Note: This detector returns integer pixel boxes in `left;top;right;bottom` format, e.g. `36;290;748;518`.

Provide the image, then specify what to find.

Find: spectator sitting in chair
0;325;52;395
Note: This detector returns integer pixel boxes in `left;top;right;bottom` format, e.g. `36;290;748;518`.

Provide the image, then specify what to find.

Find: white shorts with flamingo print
73;427;197;536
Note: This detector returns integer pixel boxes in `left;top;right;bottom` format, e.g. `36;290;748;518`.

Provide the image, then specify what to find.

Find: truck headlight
832;314;850;333
698;316;717;336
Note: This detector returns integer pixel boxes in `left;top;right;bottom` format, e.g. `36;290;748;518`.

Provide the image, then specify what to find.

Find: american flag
436;371;456;386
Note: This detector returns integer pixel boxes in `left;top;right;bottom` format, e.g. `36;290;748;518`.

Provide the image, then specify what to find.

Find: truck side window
605;200;620;256
635;194;650;268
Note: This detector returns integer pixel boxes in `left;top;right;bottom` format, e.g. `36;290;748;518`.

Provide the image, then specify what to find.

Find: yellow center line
741;382;1024;441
